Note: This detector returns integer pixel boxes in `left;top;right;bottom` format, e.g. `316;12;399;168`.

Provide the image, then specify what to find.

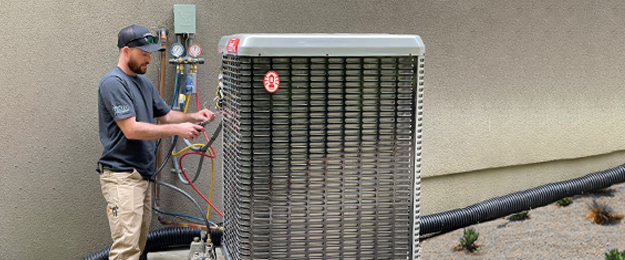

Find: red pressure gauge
188;43;202;58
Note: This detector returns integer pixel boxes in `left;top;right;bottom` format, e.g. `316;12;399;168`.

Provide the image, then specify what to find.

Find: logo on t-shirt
112;105;130;115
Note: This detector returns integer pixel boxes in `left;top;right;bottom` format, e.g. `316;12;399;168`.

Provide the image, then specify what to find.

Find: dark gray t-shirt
97;67;170;178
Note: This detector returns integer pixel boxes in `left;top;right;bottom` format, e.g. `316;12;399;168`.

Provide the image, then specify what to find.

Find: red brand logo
227;38;240;53
263;71;280;93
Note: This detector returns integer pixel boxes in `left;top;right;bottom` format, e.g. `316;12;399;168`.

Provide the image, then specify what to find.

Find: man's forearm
158;110;197;124
124;121;180;140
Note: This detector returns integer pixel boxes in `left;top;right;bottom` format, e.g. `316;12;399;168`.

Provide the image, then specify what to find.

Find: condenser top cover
218;33;425;57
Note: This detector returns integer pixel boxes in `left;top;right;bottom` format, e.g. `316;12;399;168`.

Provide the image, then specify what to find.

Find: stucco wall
1;0;625;259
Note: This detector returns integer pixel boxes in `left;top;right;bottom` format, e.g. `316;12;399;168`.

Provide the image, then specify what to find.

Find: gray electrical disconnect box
173;4;196;34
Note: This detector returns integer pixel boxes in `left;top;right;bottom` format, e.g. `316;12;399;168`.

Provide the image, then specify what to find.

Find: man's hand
193;109;216;124
177;123;205;140
158;109;217;125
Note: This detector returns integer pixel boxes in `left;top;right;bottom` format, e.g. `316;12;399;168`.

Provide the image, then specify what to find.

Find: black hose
151;179;211;230
190;120;223;183
83;178;225;260
201;120;222;153
420;163;625;236
191;155;206;183
155;136;178;175
150;178;224;247
81;227;202;260
91;137;625;254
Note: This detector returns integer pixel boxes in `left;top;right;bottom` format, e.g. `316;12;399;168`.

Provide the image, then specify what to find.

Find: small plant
586;199;624;225
557;197;573;207
508;210;530;221
453;227;480;253
605;248;625;260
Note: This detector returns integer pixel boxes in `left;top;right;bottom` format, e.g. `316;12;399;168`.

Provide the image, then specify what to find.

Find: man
97;24;215;260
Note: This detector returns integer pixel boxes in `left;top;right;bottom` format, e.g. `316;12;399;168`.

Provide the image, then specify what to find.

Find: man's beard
128;58;147;75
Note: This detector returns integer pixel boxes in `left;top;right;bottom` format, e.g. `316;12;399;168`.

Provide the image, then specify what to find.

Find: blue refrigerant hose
152;72;181;155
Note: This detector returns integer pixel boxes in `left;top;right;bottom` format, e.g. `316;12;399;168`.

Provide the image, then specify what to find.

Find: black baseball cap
117;25;165;52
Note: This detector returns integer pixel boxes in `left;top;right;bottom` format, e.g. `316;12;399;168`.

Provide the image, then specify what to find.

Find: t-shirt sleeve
99;76;136;121
152;83;171;118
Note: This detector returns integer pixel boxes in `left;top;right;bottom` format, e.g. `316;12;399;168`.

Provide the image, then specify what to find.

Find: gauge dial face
171;43;184;57
188;43;202;57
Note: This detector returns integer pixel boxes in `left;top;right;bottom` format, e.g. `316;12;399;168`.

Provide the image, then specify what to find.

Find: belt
98;163;111;173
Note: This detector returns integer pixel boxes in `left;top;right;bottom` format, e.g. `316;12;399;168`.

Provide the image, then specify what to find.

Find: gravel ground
419;182;625;260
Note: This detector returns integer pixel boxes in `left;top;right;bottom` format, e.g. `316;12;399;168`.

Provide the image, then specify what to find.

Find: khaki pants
100;169;152;260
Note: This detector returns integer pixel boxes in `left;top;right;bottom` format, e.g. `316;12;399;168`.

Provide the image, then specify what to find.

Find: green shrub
508;210;530;221
456;227;480;252
557;197;573;207
605;248;625;260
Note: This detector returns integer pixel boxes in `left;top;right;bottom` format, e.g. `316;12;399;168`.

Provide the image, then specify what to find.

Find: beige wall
1;0;625;259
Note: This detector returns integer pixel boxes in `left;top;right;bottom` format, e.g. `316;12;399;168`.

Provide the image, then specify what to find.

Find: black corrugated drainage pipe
83;164;625;257
81;226;201;260
420;163;625;236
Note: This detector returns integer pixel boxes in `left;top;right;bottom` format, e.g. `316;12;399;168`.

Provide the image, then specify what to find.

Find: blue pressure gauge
170;43;184;58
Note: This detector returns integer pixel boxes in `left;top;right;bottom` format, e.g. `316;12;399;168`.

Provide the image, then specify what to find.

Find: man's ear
121;46;131;56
